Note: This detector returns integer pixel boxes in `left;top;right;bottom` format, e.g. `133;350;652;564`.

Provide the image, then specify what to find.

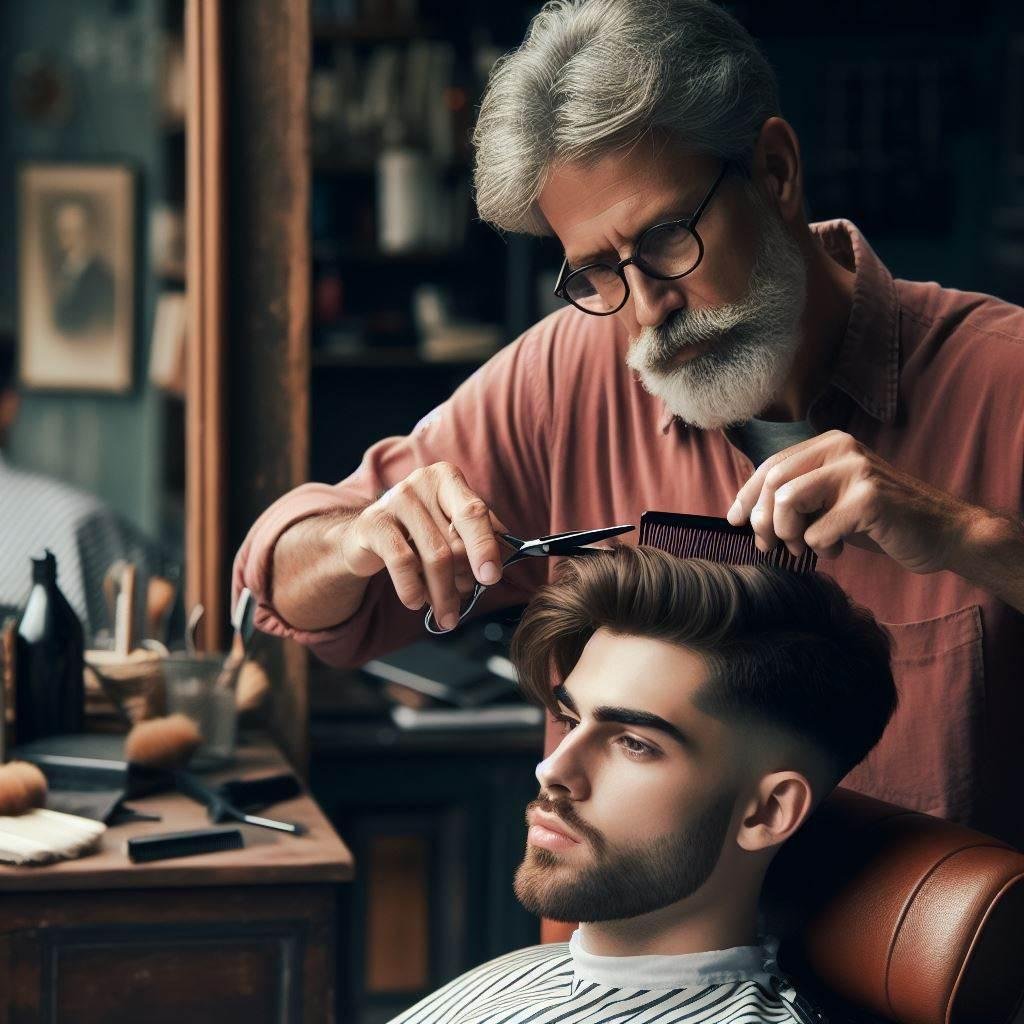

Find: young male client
390;547;896;1023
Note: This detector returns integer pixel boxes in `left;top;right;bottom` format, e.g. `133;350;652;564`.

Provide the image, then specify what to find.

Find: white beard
625;192;808;430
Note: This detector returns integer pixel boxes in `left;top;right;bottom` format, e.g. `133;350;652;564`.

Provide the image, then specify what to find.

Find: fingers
436;470;505;585
342;462;505;633
727;434;826;528
727;431;864;553
448;523;480;597
772;464;841;558
350;488;459;622
773;460;879;559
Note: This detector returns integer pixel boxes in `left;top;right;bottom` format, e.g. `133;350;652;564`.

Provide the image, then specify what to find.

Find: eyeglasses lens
563;224;701;314
564;265;626;313
637;223;700;277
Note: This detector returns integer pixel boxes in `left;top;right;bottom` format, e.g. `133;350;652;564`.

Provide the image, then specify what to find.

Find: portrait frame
17;163;135;393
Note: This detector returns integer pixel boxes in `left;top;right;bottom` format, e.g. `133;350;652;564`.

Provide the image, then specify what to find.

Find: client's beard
513;790;736;923
626;189;808;430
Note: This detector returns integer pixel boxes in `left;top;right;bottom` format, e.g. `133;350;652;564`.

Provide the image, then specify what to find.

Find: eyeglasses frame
553;160;733;316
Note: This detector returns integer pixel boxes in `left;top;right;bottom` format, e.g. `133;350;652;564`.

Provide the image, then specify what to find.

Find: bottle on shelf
14;550;85;743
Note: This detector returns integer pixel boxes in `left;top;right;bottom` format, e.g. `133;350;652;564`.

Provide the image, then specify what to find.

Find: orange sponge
124;713;203;770
0;761;49;816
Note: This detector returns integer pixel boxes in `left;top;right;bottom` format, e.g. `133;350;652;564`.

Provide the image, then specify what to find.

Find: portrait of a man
17;164;134;392
49;197;116;336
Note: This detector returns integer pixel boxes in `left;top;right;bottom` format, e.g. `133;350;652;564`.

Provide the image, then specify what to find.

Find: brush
639;511;818;573
124;713;203;771
0;760;106;865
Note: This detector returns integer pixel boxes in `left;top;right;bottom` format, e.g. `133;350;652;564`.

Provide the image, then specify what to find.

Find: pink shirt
235;220;1024;847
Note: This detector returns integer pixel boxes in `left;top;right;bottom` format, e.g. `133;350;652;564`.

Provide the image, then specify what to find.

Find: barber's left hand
727;429;977;574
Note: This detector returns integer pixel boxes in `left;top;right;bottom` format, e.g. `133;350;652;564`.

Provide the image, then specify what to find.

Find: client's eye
619;735;655;760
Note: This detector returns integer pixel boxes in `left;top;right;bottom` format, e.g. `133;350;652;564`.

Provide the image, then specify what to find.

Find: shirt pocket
839;604;985;824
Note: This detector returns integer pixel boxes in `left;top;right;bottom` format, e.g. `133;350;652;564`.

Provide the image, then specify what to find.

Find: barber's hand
727;430;975;574
337;462;508;630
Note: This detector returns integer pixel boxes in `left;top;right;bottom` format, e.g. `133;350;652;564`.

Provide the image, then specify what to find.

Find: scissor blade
527;523;635;555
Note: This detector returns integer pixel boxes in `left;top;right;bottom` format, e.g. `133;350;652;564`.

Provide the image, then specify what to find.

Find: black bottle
14;550;85;742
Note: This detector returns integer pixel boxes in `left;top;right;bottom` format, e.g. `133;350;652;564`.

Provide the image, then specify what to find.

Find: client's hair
510;546;896;785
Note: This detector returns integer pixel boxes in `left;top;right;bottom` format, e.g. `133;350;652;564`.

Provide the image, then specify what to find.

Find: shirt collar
657;218;900;433
569;928;780;990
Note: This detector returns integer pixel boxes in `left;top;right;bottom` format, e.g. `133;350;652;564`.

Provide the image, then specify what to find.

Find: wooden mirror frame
185;0;226;648
185;0;311;769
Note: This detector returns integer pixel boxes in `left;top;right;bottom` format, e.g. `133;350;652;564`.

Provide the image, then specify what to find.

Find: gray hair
472;0;780;235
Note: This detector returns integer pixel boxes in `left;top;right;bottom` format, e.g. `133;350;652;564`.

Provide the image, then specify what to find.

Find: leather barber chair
543;788;1024;1024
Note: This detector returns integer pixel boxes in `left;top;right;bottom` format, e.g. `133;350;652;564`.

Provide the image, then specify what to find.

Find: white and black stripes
387;944;822;1024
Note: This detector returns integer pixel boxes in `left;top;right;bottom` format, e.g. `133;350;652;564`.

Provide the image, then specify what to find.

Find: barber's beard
513;790;736;923
625;194;807;430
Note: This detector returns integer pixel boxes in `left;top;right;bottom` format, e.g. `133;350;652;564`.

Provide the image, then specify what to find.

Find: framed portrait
17;163;135;392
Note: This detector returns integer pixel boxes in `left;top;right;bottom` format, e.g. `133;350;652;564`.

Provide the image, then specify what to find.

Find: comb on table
639;511;818;573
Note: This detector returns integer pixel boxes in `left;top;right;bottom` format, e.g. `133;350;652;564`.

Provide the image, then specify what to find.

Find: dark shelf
312;19;439;42
313;153;470;175
312;346;489;369
312;241;470;265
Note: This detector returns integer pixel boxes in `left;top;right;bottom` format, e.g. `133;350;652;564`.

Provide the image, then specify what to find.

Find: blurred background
2;1;1024;1021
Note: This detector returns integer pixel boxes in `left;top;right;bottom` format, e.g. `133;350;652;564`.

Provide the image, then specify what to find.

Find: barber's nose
625;265;682;329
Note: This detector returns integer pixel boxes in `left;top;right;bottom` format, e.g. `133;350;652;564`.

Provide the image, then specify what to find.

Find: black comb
639;511;818;573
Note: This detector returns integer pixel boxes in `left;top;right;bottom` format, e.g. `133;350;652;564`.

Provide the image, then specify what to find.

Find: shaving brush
124;713;202;770
0;760;48;816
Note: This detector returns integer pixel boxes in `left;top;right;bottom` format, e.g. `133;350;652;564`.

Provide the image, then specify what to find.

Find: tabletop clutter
0;549;297;868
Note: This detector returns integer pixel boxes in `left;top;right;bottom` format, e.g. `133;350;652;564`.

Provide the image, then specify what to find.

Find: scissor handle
423;581;488;635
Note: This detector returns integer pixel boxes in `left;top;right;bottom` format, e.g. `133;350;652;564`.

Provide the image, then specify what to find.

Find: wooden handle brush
0;761;106;865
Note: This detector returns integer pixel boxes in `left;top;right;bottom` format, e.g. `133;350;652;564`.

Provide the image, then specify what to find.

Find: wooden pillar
224;0;311;772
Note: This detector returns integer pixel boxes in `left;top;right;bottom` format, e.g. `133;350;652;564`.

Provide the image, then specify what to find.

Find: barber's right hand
337;462;507;631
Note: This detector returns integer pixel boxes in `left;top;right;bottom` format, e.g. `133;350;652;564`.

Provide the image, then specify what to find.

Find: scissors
424;523;635;634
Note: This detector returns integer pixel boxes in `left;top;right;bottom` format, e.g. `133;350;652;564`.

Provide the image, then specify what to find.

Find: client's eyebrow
552;684;689;749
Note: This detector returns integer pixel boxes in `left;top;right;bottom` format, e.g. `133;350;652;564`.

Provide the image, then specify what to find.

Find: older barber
236;0;1024;848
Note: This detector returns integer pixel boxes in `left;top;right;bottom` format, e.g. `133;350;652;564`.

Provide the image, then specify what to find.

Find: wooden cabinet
0;741;353;1024
311;718;543;1024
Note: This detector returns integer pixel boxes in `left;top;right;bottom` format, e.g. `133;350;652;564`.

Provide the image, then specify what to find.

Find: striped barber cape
389;931;825;1024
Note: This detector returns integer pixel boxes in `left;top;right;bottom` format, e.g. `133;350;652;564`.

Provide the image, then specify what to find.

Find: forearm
947;506;1024;614
270;508;371;631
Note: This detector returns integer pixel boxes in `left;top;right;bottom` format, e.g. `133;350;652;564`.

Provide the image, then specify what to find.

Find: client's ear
735;771;814;853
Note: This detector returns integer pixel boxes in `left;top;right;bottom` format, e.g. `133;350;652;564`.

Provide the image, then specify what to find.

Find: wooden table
0;737;354;1024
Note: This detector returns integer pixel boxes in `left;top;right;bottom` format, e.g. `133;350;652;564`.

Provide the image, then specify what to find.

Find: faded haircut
509;546;897;785
473;0;780;234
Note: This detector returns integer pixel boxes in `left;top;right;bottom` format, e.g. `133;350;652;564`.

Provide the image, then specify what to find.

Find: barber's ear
735;771;813;854
751;116;803;224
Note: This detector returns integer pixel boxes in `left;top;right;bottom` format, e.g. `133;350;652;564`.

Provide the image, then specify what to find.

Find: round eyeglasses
553;162;731;316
